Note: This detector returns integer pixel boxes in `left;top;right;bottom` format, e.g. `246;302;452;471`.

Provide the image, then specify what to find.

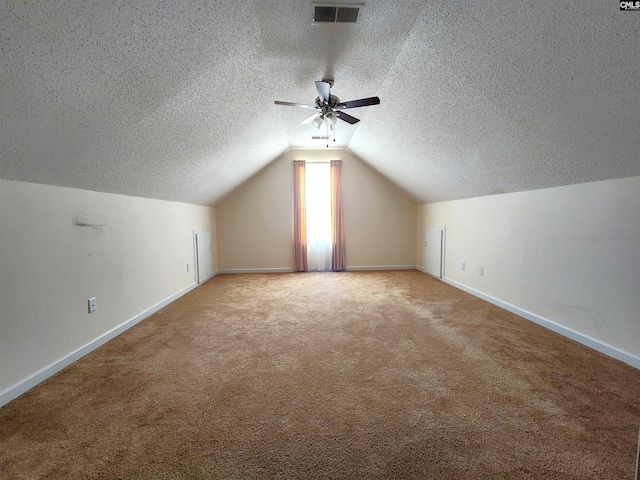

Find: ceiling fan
274;79;380;129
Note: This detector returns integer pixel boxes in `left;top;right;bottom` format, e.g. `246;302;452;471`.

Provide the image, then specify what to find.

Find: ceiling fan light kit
324;111;338;126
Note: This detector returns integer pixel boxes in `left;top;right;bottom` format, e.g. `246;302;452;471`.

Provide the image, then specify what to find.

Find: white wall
417;176;640;365
0;179;216;404
215;148;417;271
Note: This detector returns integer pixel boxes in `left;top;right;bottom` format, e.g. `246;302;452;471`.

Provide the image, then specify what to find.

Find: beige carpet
1;271;639;479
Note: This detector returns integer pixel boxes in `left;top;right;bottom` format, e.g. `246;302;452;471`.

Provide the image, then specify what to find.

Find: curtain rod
293;160;341;163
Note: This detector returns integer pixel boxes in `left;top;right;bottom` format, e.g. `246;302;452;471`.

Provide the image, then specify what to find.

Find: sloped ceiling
1;1;638;206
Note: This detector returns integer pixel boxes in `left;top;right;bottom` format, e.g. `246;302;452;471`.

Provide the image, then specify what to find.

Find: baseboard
198;270;218;284
0;282;199;408
636;426;640;480
440;277;640;370
218;268;296;274
219;266;418;274
415;265;442;279
345;265;416;271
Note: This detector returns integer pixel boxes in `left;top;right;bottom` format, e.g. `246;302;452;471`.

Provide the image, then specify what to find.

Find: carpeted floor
1;271;639;479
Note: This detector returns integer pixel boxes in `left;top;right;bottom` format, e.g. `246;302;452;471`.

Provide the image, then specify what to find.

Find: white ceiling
1;0;638;206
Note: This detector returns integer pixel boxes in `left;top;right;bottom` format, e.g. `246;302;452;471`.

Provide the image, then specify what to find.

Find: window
305;163;332;271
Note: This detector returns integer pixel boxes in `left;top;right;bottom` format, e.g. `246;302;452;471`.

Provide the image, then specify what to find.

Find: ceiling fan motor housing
315;94;341;108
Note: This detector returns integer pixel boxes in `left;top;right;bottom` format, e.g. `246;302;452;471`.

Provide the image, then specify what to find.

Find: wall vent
312;3;363;24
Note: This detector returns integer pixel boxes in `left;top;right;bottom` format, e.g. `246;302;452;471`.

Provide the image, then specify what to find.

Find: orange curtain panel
293;160;308;272
330;160;345;271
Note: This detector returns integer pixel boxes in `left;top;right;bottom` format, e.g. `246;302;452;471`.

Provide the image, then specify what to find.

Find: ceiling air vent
312;3;363;24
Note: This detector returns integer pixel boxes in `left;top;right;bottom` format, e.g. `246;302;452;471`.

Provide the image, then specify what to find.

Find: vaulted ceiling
1;1;638;206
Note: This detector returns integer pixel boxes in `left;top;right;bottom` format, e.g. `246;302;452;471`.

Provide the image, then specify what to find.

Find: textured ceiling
1;0;638;206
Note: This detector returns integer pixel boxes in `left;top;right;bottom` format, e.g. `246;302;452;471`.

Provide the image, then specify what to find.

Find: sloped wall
216;148;417;271
0;179;216;404
417;176;640;366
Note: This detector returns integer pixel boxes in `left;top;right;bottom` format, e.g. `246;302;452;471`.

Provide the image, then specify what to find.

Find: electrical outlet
187;263;190;272
460;261;465;270
88;297;97;314
479;266;484;276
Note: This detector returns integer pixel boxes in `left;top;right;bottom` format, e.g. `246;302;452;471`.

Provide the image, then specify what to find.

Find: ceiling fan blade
337;111;360;124
274;101;318;109
301;112;322;124
336;96;380;109
315;81;331;104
